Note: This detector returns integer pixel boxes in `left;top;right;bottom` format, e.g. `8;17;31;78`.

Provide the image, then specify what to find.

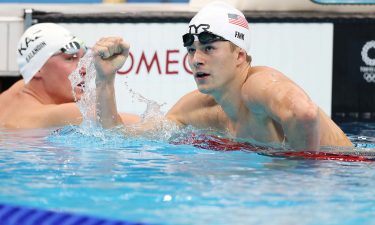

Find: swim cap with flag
17;23;84;84
187;1;251;55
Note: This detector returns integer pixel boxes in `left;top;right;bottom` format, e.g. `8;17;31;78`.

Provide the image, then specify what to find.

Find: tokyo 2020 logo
361;41;375;66
360;41;375;83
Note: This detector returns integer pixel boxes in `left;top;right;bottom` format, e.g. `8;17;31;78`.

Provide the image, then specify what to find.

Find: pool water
0;123;375;225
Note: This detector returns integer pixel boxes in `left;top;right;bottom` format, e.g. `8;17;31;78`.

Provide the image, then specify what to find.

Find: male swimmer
0;23;139;128
94;2;352;151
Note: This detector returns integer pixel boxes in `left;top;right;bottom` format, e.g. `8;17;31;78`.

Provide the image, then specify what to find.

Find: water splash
67;54;179;141
68;50;102;137
124;82;166;120
122;82;180;141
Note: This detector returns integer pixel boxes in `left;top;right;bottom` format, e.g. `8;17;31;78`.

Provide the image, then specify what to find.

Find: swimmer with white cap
94;1;352;150
0;23;139;128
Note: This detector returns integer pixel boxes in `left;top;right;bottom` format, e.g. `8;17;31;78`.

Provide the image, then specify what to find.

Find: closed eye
65;54;78;61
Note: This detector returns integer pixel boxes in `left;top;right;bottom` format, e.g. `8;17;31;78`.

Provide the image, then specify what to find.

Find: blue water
0;123;375;225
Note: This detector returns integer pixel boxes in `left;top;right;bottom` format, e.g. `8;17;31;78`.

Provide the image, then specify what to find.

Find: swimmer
95;2;352;150
0;23;139;128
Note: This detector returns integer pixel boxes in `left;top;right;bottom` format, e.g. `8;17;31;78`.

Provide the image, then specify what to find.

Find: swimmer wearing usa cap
0;23;139;128
95;1;352;150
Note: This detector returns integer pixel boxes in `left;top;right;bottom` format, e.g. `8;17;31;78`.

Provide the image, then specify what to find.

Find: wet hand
92;37;130;83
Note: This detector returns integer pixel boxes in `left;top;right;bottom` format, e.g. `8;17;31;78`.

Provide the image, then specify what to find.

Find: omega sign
116;50;192;76
360;40;375;83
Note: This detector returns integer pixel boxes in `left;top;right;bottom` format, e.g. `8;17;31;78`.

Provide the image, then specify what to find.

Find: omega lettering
117;49;192;76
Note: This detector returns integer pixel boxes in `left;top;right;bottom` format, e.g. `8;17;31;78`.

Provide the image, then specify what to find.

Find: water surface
0;123;375;225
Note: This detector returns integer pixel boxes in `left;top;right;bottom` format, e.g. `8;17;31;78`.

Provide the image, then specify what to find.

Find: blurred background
0;0;374;121
0;0;188;2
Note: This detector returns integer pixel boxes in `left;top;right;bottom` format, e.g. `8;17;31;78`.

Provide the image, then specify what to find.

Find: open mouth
76;81;85;90
195;72;210;78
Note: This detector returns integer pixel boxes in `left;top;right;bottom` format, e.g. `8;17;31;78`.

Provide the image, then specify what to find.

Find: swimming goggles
55;37;87;55
182;31;227;47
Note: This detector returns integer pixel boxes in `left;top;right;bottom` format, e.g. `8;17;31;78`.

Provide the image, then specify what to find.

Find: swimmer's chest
227;110;284;143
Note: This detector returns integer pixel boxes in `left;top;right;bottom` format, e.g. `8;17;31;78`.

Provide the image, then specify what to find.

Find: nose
77;48;87;77
79;66;86;77
192;49;204;69
78;48;86;58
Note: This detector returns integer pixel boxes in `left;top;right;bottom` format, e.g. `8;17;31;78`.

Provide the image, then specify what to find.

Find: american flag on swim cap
188;2;251;55
228;13;249;29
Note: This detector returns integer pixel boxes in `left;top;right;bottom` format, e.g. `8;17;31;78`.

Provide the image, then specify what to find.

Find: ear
33;70;43;80
236;48;247;66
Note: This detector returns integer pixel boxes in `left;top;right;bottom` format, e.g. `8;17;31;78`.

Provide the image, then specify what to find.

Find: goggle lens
60;41;87;55
182;32;227;47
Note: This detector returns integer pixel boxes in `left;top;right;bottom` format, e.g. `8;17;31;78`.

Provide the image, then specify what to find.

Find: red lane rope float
273;151;371;162
170;133;372;162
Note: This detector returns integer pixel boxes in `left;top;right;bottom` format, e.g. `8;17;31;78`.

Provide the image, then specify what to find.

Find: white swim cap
187;1;251;55
17;23;84;84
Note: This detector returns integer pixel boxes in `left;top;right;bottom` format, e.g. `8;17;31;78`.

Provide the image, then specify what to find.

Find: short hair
229;42;252;64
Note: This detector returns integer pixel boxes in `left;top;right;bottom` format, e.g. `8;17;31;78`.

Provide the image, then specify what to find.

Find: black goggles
182;32;227;47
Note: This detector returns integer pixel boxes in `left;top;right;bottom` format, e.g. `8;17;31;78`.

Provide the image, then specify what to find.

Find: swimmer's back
0;80;81;128
0;80;27;127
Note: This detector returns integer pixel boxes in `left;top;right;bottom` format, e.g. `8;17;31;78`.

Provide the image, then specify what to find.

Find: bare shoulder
167;90;224;128
0;80;24;97
241;66;298;103
34;103;82;127
242;66;285;95
10;80;25;92
168;90;216;114
0;100;82;128
172;90;217;109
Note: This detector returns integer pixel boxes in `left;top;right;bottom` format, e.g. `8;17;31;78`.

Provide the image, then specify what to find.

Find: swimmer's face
186;40;238;95
38;48;86;103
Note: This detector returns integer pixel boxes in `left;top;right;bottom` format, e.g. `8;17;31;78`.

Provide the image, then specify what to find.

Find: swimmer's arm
96;81;123;128
93;37;131;128
244;74;320;151
119;112;141;125
266;83;320;151
95;81;140;128
96;82;141;128
274;91;320;151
